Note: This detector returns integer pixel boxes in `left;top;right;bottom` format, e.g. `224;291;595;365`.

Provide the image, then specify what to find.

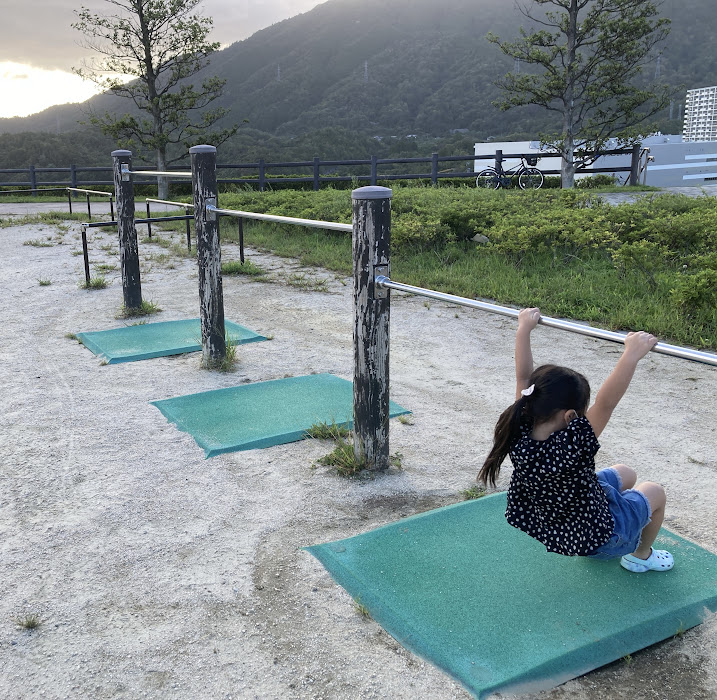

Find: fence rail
0;146;639;193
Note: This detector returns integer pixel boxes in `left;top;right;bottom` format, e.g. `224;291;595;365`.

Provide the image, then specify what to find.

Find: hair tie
520;384;535;397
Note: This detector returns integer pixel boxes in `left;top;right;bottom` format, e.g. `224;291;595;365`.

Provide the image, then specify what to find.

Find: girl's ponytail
478;397;526;487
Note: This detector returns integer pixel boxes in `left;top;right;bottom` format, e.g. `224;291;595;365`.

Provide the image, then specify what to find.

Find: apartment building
683;86;717;142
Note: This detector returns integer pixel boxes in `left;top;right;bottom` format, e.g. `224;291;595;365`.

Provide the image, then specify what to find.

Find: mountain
0;0;713;166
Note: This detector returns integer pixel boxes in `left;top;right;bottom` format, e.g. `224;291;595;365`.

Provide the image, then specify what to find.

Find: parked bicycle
475;156;544;190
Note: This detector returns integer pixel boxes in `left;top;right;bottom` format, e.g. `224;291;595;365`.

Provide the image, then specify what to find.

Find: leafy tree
72;0;237;197
488;0;672;187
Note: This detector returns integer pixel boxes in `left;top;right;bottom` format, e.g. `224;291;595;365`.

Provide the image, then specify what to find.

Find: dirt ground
1;199;716;699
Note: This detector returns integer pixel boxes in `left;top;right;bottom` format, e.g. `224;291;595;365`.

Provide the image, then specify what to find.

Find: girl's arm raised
515;308;541;400
586;331;658;437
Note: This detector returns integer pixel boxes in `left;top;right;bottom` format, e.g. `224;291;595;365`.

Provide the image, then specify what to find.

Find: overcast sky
4;0;325;72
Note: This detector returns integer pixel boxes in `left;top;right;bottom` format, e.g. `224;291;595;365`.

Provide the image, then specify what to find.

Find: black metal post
67;190;73;214
190;145;226;366
238;217;245;264
431;152;439;186
81;226;91;286
185;206;191;251
112;150;143;310
352;185;392;471
110;195;114;222
29;165;37;196
86;193;91;221
146;200;152;238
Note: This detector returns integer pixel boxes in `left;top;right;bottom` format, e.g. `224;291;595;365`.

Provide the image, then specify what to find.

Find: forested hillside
0;0;713;168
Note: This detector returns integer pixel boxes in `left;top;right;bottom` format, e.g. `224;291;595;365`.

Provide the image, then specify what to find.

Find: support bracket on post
205;197;217;222
120;166;131;182
374;266;389;299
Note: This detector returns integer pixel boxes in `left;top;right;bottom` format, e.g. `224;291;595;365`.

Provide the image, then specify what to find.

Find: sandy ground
1;199;717;700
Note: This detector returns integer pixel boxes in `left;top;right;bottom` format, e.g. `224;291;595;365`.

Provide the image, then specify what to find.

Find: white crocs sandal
620;548;674;573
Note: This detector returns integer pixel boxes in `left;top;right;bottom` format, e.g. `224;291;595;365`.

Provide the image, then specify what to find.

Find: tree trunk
561;0;579;189
156;148;169;201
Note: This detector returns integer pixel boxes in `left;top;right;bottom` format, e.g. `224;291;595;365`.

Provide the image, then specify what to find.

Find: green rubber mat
151;373;410;457
306;492;717;699
76;319;266;363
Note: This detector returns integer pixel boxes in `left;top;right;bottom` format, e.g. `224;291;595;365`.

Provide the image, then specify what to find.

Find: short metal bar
206;204;352;232
84;214;194;228
81;226;91;286
86;193;91;221
67;189;72;214
146;200;152;238
375;277;717;368
110;195;114;221
146;198;194;208
126;170;193;178
238;217;245;263
67;188;113;197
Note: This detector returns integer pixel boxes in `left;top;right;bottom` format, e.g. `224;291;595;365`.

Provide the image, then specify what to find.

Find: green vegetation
37;278;52;286
202;333;239;372
15;614;42;630
462;486;487;500
219;187;717;350
117;300;162;318
81;276;108;290
221;259;267;277
306;421;351;441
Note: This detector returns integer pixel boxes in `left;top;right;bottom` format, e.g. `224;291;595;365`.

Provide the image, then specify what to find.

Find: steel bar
126;169;192;179
85;214;194;228
81;226;91;286
67;188;113;197
375;276;717;368
206;204;352;232
146;198;194;208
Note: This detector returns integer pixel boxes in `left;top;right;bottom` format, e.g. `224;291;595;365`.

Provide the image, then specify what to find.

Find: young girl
479;307;673;573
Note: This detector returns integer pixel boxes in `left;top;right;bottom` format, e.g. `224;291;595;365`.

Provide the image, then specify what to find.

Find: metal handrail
205;204;352;232
67;187;112;197
146;197;194;208
375;276;717;368
125;168;192;179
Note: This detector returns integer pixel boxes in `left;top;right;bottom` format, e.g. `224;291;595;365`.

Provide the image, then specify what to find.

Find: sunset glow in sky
1;0;322;120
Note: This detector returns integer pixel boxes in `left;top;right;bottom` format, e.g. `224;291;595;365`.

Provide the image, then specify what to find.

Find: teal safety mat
76;319;266;363
151;373;411;457
306;492;717;699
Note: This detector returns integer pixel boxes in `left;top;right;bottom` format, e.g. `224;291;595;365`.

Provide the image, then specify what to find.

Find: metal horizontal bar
86;214;193;228
67;188;113;196
146;198;194;208
375;276;717;368
206;204;352;232
127;170;193;179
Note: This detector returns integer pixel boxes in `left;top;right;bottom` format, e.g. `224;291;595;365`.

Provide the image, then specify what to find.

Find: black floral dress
505;416;614;556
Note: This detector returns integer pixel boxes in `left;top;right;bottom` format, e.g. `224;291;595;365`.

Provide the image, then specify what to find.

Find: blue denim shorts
586;467;652;561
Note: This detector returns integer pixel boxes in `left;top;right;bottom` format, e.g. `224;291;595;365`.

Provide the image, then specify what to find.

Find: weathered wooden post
111;150;142;310
495;149;503;175
352;186;392;471
190;145;226;366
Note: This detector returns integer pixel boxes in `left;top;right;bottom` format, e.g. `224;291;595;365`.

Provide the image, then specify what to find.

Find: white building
683;86;717;142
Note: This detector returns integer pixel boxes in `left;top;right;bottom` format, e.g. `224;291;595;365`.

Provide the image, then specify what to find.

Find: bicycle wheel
518;167;544;190
476;168;501;190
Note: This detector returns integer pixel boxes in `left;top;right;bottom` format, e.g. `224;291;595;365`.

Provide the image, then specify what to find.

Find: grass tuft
222;259;267;277
15;614;42;630
81;276;108;290
461;485;486;500
116;300;162;318
305;420;350;440
38;278;52;286
202;333;238;372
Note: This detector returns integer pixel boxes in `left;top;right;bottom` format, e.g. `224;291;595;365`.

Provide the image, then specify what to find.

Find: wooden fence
0;147;640;193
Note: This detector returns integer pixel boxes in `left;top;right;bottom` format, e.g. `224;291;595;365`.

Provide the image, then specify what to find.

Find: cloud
2;0;323;72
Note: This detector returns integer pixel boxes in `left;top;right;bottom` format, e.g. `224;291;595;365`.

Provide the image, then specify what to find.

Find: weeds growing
117;300;162;318
81;276;108;290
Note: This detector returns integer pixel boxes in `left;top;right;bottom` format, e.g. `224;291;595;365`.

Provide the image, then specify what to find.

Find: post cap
189;144;217;154
111;149;132;157
351;186;393;200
